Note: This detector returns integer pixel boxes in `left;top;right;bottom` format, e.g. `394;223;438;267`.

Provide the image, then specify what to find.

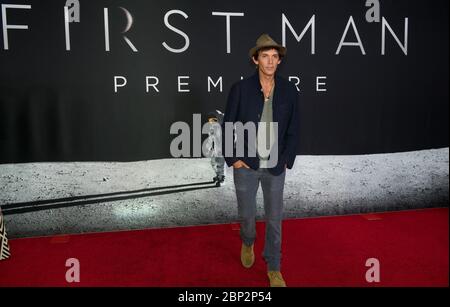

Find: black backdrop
0;0;448;163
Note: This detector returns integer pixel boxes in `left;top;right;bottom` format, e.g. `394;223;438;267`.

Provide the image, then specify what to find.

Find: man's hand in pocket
233;160;250;169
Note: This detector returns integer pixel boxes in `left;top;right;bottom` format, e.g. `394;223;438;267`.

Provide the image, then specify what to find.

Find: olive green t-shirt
257;85;275;168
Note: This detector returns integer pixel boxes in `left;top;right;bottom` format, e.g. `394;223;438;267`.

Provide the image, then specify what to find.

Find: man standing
222;34;299;287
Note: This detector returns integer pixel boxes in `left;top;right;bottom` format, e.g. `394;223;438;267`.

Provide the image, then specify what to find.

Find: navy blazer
222;72;300;176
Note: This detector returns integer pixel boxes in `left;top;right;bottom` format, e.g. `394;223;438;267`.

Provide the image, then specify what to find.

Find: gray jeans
233;167;286;271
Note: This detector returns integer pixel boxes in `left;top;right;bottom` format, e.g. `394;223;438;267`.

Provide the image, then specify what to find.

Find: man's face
253;48;281;77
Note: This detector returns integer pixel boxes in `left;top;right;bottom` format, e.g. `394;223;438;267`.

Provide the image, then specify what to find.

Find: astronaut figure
205;110;225;186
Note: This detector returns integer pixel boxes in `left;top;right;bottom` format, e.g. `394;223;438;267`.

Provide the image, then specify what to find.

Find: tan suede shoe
240;243;255;268
267;271;286;287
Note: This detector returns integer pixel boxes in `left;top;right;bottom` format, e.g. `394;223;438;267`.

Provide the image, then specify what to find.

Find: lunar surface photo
1;148;448;238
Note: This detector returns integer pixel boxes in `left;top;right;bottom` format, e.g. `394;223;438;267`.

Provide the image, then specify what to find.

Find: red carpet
0;208;448;287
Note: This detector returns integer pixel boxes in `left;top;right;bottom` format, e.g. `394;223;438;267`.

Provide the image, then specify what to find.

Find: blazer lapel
252;72;265;118
272;75;281;124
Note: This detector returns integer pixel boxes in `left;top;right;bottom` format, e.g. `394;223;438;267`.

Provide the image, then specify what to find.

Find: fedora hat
249;34;286;59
